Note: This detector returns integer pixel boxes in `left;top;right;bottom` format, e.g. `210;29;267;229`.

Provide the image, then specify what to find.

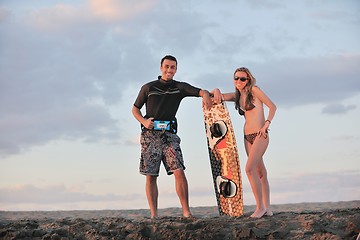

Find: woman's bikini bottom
244;132;259;145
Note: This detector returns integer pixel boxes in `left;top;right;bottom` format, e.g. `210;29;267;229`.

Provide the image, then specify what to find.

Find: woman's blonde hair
234;67;256;114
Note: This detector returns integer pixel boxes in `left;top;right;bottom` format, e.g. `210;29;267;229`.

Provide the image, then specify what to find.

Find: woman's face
234;71;249;91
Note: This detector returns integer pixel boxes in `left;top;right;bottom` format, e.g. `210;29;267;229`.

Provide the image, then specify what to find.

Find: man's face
160;59;177;80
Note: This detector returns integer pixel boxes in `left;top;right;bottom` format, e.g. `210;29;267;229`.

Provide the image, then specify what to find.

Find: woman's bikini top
238;91;257;116
238;104;256;116
238;107;246;116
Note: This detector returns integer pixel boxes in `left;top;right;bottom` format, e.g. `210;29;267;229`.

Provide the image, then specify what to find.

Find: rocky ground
0;201;359;239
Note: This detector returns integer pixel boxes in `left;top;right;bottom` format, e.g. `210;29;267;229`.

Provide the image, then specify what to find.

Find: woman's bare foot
250;208;267;218
265;209;273;216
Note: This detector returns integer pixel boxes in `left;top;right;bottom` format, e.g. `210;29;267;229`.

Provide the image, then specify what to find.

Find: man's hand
200;90;212;110
132;106;154;129
143;117;154;129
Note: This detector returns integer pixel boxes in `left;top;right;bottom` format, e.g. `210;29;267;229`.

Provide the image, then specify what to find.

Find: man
132;55;212;218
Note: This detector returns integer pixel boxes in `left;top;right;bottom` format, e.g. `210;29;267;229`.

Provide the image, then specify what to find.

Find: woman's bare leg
257;160;273;216
245;136;269;218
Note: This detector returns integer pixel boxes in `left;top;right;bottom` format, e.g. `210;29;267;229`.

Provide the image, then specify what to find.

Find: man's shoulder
141;79;159;88
172;79;192;87
174;80;200;92
147;79;160;85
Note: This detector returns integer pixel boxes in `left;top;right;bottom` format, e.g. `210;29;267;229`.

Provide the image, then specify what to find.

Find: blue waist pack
153;120;177;133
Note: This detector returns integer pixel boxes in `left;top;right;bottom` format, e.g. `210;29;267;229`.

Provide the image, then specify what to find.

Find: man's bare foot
183;212;193;218
250;208;267;218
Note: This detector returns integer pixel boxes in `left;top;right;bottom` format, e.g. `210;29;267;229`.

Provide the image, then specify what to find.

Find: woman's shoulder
252;85;261;90
251;85;271;104
251;85;264;95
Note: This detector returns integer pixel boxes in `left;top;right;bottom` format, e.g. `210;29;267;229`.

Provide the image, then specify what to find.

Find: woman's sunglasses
234;76;249;82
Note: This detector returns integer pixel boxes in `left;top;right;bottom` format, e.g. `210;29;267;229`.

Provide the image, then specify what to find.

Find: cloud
0;184;141;204
1;170;358;210
244;0;284;10
25;0;157;32
0;5;124;156
188;170;360;205
88;0;157;22
0;0;215;157
0;6;11;22
27;4;84;32
1;1;358;158
219;55;360;110
270;170;360;203
306;1;360;22
331;135;360;142
322;103;356;114
266;54;360;108
0;57;121;156
124;136;140;146
202;54;360;109
0;103;119;155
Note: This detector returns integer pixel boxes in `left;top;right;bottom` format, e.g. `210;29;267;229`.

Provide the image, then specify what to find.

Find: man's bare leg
146;175;158;218
173;169;192;217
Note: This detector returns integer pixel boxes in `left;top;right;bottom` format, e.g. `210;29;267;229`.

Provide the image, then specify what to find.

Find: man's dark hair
161;55;177;67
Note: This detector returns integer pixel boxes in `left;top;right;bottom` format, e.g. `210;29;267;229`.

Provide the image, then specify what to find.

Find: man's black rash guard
133;76;201;121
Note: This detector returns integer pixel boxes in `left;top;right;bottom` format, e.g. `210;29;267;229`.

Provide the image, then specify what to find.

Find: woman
212;67;276;218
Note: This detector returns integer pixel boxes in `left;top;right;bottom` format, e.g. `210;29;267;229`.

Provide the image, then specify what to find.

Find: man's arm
132;105;154;129
199;89;212;110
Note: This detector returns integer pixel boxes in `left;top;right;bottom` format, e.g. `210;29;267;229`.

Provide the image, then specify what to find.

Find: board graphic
203;98;243;216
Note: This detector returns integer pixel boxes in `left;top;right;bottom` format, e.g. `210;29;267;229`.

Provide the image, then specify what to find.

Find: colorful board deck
203;98;243;216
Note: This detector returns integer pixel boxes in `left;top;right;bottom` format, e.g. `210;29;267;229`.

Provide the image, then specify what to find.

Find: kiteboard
202;98;243;216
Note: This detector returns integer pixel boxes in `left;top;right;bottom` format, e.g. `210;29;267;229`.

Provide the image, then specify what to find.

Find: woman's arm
252;86;276;138
252;86;277;123
211;88;236;103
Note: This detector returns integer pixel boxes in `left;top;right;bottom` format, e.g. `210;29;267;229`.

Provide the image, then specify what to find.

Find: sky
0;0;359;211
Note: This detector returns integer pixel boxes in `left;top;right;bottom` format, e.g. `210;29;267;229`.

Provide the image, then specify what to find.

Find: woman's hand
211;88;223;104
258;120;270;139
